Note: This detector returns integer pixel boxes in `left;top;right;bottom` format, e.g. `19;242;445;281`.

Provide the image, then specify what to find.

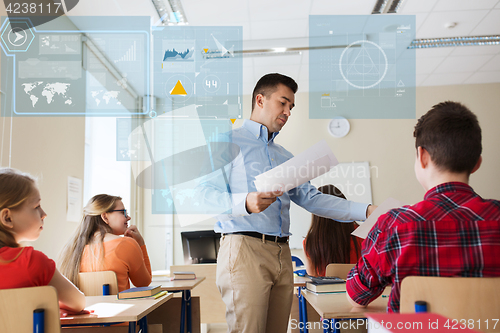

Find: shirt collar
243;119;279;143
424;182;476;200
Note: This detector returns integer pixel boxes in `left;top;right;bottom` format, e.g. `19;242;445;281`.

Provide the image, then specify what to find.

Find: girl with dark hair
303;184;363;276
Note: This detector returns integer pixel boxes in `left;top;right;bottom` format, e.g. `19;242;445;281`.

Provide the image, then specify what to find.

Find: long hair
304;185;361;275
0;168;37;251
59;194;121;286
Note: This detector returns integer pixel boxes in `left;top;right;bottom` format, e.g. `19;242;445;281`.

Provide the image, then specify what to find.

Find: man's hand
366;204;378;218
245;191;283;214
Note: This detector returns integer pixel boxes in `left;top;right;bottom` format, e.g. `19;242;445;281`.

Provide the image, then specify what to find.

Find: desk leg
129;322;136;333
186;290;192;333
297;287;309;333
180;290;192;333
180;292;186;333
139;316;148;333
322;319;335;333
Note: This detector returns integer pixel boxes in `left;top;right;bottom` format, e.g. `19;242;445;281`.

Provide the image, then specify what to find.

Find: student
59;194;151;292
0;168;86;315
303;185;362;277
346;101;500;312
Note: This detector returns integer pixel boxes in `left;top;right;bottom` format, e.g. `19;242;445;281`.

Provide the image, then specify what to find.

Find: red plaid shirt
346;182;500;312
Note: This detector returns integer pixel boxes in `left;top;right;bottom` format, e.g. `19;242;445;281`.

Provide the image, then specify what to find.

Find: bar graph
114;41;136;63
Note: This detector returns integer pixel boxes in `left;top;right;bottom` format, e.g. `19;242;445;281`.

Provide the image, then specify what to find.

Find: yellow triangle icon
230;119;236;124
170;80;187;96
203;48;209;53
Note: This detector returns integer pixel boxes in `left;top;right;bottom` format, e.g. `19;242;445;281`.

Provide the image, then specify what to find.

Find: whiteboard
288;162;373;249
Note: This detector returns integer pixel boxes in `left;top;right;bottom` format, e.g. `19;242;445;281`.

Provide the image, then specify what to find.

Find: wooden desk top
152;276;206;291
302;288;390;319
294;276;311;287
60;293;173;325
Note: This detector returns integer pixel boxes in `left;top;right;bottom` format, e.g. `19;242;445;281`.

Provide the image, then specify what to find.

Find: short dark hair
413;101;482;174
251;73;298;111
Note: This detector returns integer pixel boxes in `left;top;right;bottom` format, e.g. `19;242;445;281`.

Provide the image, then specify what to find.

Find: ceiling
63;0;500;94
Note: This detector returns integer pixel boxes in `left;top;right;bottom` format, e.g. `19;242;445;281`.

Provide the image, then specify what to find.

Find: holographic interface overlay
118;105;244;226
152;26;242;119
309;15;416;119
1;16;149;116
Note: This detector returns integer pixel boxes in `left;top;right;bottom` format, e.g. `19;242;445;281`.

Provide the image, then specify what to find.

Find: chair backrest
78;271;119;296
291;255;304;268
170;264;226;324
0;286;61;333
400;276;500;331
325;263;355;279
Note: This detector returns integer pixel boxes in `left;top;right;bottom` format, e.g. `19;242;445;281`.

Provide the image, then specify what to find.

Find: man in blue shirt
207;73;374;332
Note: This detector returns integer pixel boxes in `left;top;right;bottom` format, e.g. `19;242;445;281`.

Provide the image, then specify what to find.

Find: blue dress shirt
200;119;369;237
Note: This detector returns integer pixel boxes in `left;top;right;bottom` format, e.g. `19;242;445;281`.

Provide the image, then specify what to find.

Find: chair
0;286;60;333
291;255;304;270
78;271;119;296
400;276;500;331
325;263;355;279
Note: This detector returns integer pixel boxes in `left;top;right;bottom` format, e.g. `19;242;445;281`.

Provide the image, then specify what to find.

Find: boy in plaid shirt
346;101;500;312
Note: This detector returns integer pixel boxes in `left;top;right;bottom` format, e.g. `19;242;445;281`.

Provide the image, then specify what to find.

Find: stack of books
172;271;196;280
306;276;346;294
117;285;167;299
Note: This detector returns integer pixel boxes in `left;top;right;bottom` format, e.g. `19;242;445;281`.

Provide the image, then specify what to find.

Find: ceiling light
372;0;406;14
408;35;500;49
234;44;359;57
151;0;188;25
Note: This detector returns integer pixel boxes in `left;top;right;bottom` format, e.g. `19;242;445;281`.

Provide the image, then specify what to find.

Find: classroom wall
0;115;86;260
171;82;500;265
0;8;87;260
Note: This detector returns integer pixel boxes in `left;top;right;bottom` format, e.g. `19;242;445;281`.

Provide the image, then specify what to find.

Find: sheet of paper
254;140;339;192
66;176;83;222
352;197;407;239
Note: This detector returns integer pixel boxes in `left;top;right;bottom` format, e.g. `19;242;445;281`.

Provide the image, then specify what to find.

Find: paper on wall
352;197;407;239
67;176;83;222
254;140;339;192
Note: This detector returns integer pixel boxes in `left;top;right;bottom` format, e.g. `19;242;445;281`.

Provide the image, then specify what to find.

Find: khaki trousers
216;234;294;333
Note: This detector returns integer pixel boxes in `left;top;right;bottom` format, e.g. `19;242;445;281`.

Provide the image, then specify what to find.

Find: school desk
154;276;206;333
60;293;173;333
301;287;391;333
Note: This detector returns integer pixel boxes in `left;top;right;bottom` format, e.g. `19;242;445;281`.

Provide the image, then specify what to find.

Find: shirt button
272;158;274;161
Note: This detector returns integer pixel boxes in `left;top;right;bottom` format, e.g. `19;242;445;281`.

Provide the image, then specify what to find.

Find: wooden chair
400;276;500;332
325;263;355;279
78;271;119;296
0;286;61;333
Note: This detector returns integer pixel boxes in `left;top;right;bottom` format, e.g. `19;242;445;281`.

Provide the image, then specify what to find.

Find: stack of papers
254;140;339;192
352;198;407;239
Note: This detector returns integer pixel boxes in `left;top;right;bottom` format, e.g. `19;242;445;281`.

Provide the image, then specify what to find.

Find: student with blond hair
0;168;86;315
59;194;151;292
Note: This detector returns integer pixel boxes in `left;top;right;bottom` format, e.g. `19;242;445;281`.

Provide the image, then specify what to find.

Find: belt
224;231;289;243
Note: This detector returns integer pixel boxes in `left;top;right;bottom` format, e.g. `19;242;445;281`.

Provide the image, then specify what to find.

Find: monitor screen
181;230;221;264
